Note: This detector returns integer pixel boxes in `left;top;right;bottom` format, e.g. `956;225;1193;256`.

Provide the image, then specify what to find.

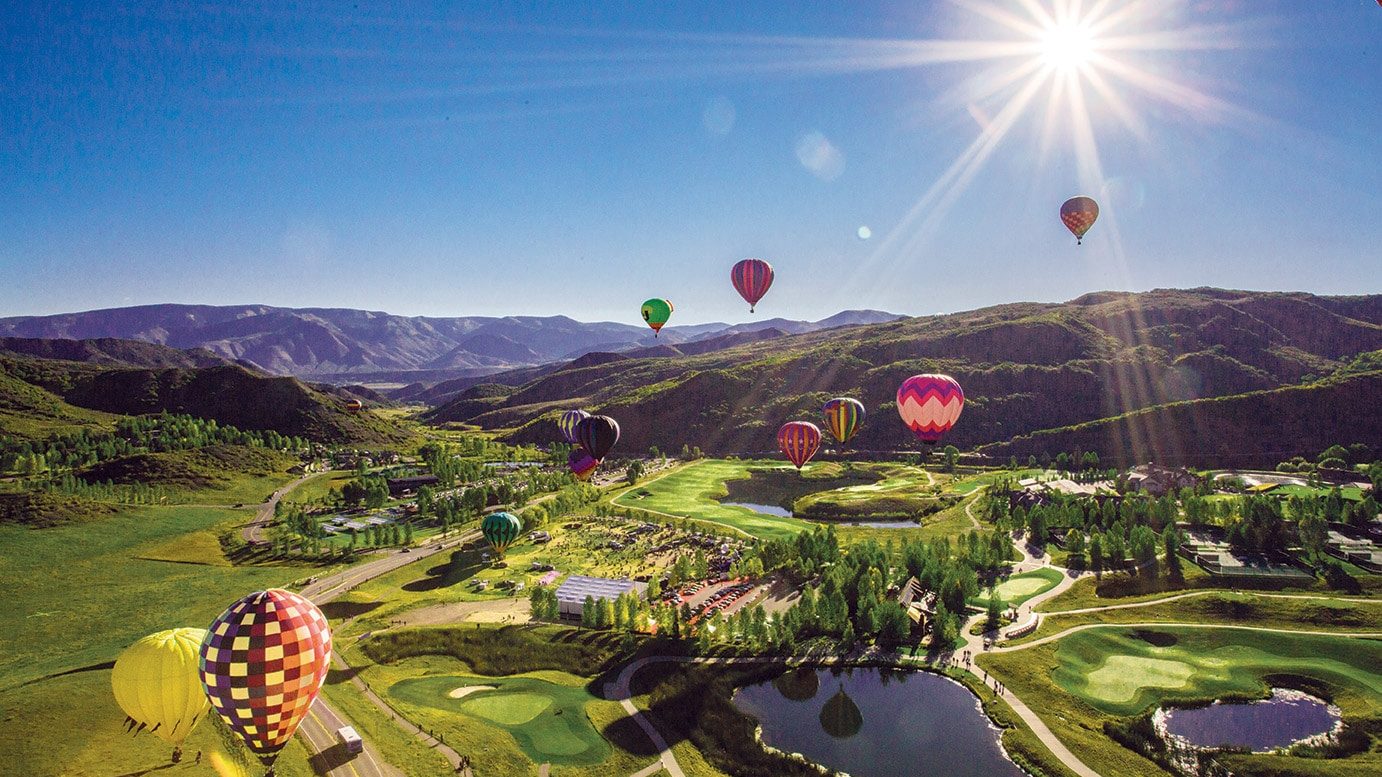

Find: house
386;475;439;497
554;575;647;619
1124;464;1199;496
897;577;938;632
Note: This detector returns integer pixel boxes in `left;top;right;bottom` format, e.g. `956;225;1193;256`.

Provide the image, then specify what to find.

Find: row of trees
1;413;308;476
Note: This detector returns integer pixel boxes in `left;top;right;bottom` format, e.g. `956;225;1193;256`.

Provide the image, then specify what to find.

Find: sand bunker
448;685;497;699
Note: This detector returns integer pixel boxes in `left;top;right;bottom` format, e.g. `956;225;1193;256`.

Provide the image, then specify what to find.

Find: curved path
1042;588;1380;616
241;472;316;543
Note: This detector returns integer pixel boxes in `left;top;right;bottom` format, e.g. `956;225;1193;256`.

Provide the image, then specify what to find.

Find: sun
1039;20;1094;70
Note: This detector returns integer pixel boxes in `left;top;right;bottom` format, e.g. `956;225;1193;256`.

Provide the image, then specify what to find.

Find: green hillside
424;289;1382;464
979;370;1382;467
0;353;412;445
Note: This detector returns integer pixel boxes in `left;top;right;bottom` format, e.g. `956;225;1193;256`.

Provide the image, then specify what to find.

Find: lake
733;667;1026;777
722;501;793;517
1160;688;1340;751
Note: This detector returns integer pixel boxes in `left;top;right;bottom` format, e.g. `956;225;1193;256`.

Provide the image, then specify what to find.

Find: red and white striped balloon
777;421;822;470
896;374;964;445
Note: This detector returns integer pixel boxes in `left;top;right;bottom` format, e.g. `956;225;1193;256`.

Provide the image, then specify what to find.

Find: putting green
389;673;612;765
1053;627;1382;717
1083;656;1197;705
463;692;552;725
993;577;1049;600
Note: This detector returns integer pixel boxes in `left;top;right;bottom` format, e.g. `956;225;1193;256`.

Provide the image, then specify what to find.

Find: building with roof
386;475;439;496
1124;464;1199;496
554;575;647;619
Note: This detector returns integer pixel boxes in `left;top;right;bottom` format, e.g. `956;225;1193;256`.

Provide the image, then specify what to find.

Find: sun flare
1039;20;1094;70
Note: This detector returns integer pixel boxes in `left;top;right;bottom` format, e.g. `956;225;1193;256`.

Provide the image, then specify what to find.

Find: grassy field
974;567;1064;609
341;626;659;777
611;459;979;544
282;469;356;506
1040;564;1381;613
944;468;1048;495
0;505;314;689
0;667;315;777
390;672;614;766
1016;591;1382;644
980;626;1382;777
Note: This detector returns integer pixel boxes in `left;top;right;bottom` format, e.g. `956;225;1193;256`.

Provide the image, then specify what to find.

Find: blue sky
2;1;1378;324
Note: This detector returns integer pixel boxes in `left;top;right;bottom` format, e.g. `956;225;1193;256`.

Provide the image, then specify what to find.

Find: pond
1159;688;1340;752
733;667;1026;777
808;519;918;529
722;501;793;517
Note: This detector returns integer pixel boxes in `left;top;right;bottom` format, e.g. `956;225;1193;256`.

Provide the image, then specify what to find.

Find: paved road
241;472;316;544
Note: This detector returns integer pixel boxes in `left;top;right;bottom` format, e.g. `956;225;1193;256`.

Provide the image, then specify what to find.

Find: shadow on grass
402;549;484;592
326;665;364;685
111;764;176;777
320;599;384;621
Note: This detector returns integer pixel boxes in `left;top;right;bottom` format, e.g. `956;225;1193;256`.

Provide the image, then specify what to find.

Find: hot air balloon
575;415;620;461
640;298;674;337
482;511;523;556
731;258;774;313
112;628;210;759
199;590;331;771
777;421;822;470
558;409;590;444
568;449;599;481
1060;196;1099;244
896;374;964;445
821;398;865;446
344;398;363;414
819;685;863;739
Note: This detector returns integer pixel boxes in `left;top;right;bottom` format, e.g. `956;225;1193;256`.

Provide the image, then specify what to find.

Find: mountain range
422;288;1382;467
0;304;901;380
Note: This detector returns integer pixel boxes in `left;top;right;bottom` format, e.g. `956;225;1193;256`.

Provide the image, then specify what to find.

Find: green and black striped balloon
481;511;523;556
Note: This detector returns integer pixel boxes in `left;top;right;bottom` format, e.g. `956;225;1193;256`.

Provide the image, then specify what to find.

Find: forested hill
426;288;1382;464
0;353;411;445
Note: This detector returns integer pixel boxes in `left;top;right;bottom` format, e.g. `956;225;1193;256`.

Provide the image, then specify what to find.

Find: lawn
1015;591;1382;644
610;459;977;544
390;673;614;766
0;667;316;777
0;505;314;689
282;469;357;506
945;468;1048;495
980;627;1382;777
973;567;1064;609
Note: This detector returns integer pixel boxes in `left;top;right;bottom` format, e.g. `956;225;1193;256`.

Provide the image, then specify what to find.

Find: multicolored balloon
199;590;332;768
1060;196;1099;244
568;449;599;481
896;374;965;445
640;298;674;337
575;415;620;461
777;421;822;470
821;398;865;446
112;628;210;751
481;511;523;556
558;409;590;444
731;258;774;313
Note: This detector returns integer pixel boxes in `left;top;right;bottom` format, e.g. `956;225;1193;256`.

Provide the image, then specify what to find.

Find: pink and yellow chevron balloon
896;374;964;445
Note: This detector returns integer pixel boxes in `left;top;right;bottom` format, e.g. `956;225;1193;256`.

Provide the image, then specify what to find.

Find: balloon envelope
482;511;523;555
1060;196;1099;243
640;298;674;336
896;374;964;444
575;415;620;461
568;449;599;481
199;590;332;766
777;421;822;470
821;398;865;445
731;258;774;312
112;628;210;746
558;409;590;444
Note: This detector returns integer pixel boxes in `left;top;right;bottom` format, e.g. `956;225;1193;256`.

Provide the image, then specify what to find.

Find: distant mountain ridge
421;288;1382;465
0;304;901;380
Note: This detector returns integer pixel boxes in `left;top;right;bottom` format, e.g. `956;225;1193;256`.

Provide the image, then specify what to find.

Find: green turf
282;469;356;506
0;667;314;777
612;459;811;541
981;627;1382;777
0;505;314;689
389;673;613;766
976;567;1064;608
1053;627;1382;716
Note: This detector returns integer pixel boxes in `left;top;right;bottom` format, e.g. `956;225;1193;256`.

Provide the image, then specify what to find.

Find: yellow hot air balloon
111;628;211;757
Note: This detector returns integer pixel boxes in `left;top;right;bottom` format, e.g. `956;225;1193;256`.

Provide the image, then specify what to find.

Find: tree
942;445;960;472
1298;512;1328;562
581;595;597;628
1162;527;1184;580
625;459;645;485
985;591;1002;634
1089;532;1104;575
930;600;952;648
